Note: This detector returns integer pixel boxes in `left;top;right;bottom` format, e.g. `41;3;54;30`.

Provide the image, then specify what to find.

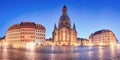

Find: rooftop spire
73;23;76;31
54;23;57;30
63;5;67;8
62;5;67;15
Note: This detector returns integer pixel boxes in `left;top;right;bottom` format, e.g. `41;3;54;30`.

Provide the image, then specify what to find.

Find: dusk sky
0;0;120;42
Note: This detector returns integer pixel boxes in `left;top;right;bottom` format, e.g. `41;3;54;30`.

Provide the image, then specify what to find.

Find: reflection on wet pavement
0;46;120;60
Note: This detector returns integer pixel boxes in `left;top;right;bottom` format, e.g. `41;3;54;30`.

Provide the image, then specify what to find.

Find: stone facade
52;5;78;46
89;29;118;46
77;38;88;46
45;38;53;46
0;36;5;46
5;22;46;46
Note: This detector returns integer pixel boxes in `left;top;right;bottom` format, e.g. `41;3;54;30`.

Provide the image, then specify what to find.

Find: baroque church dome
58;5;71;29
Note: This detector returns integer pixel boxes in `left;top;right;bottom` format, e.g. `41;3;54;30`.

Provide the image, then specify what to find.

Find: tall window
63;33;65;41
63;29;66;41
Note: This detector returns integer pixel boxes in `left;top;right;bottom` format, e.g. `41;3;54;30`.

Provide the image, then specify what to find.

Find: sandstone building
5;22;46;46
52;5;78;46
89;29;118;46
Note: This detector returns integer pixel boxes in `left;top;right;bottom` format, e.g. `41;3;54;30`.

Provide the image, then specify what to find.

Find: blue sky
0;0;120;42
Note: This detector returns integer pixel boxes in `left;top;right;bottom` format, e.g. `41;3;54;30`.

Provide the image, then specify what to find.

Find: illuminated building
52;5;78;46
89;29;118;46
5;22;45;45
45;38;53;46
77;38;89;46
0;36;5;46
0;36;5;41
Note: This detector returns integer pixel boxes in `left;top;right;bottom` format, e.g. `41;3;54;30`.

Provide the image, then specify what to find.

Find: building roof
93;29;111;35
46;38;53;41
77;38;88;41
8;22;45;31
0;36;5;40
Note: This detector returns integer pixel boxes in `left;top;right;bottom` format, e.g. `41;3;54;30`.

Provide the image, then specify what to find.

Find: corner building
52;5;77;46
6;22;45;45
89;29;118;46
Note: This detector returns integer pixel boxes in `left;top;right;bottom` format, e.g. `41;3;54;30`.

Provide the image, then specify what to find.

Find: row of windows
36;40;45;42
21;29;34;31
36;30;45;33
9;32;44;35
8;29;45;33
93;35;113;39
93;41;110;43
8;33;45;35
21;36;35;38
8;37;20;39
8;40;45;42
21;29;45;31
8;35;45;38
8;31;45;35
94;34;113;37
8;30;20;33
93;37;110;39
36;37;45;39
8;40;35;42
21;40;35;42
93;38;111;41
7;34;20;37
21;32;35;34
36;34;45;36
8;32;20;34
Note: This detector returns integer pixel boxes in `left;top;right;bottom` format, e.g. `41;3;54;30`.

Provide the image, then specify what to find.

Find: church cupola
58;5;71;29
62;5;67;15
